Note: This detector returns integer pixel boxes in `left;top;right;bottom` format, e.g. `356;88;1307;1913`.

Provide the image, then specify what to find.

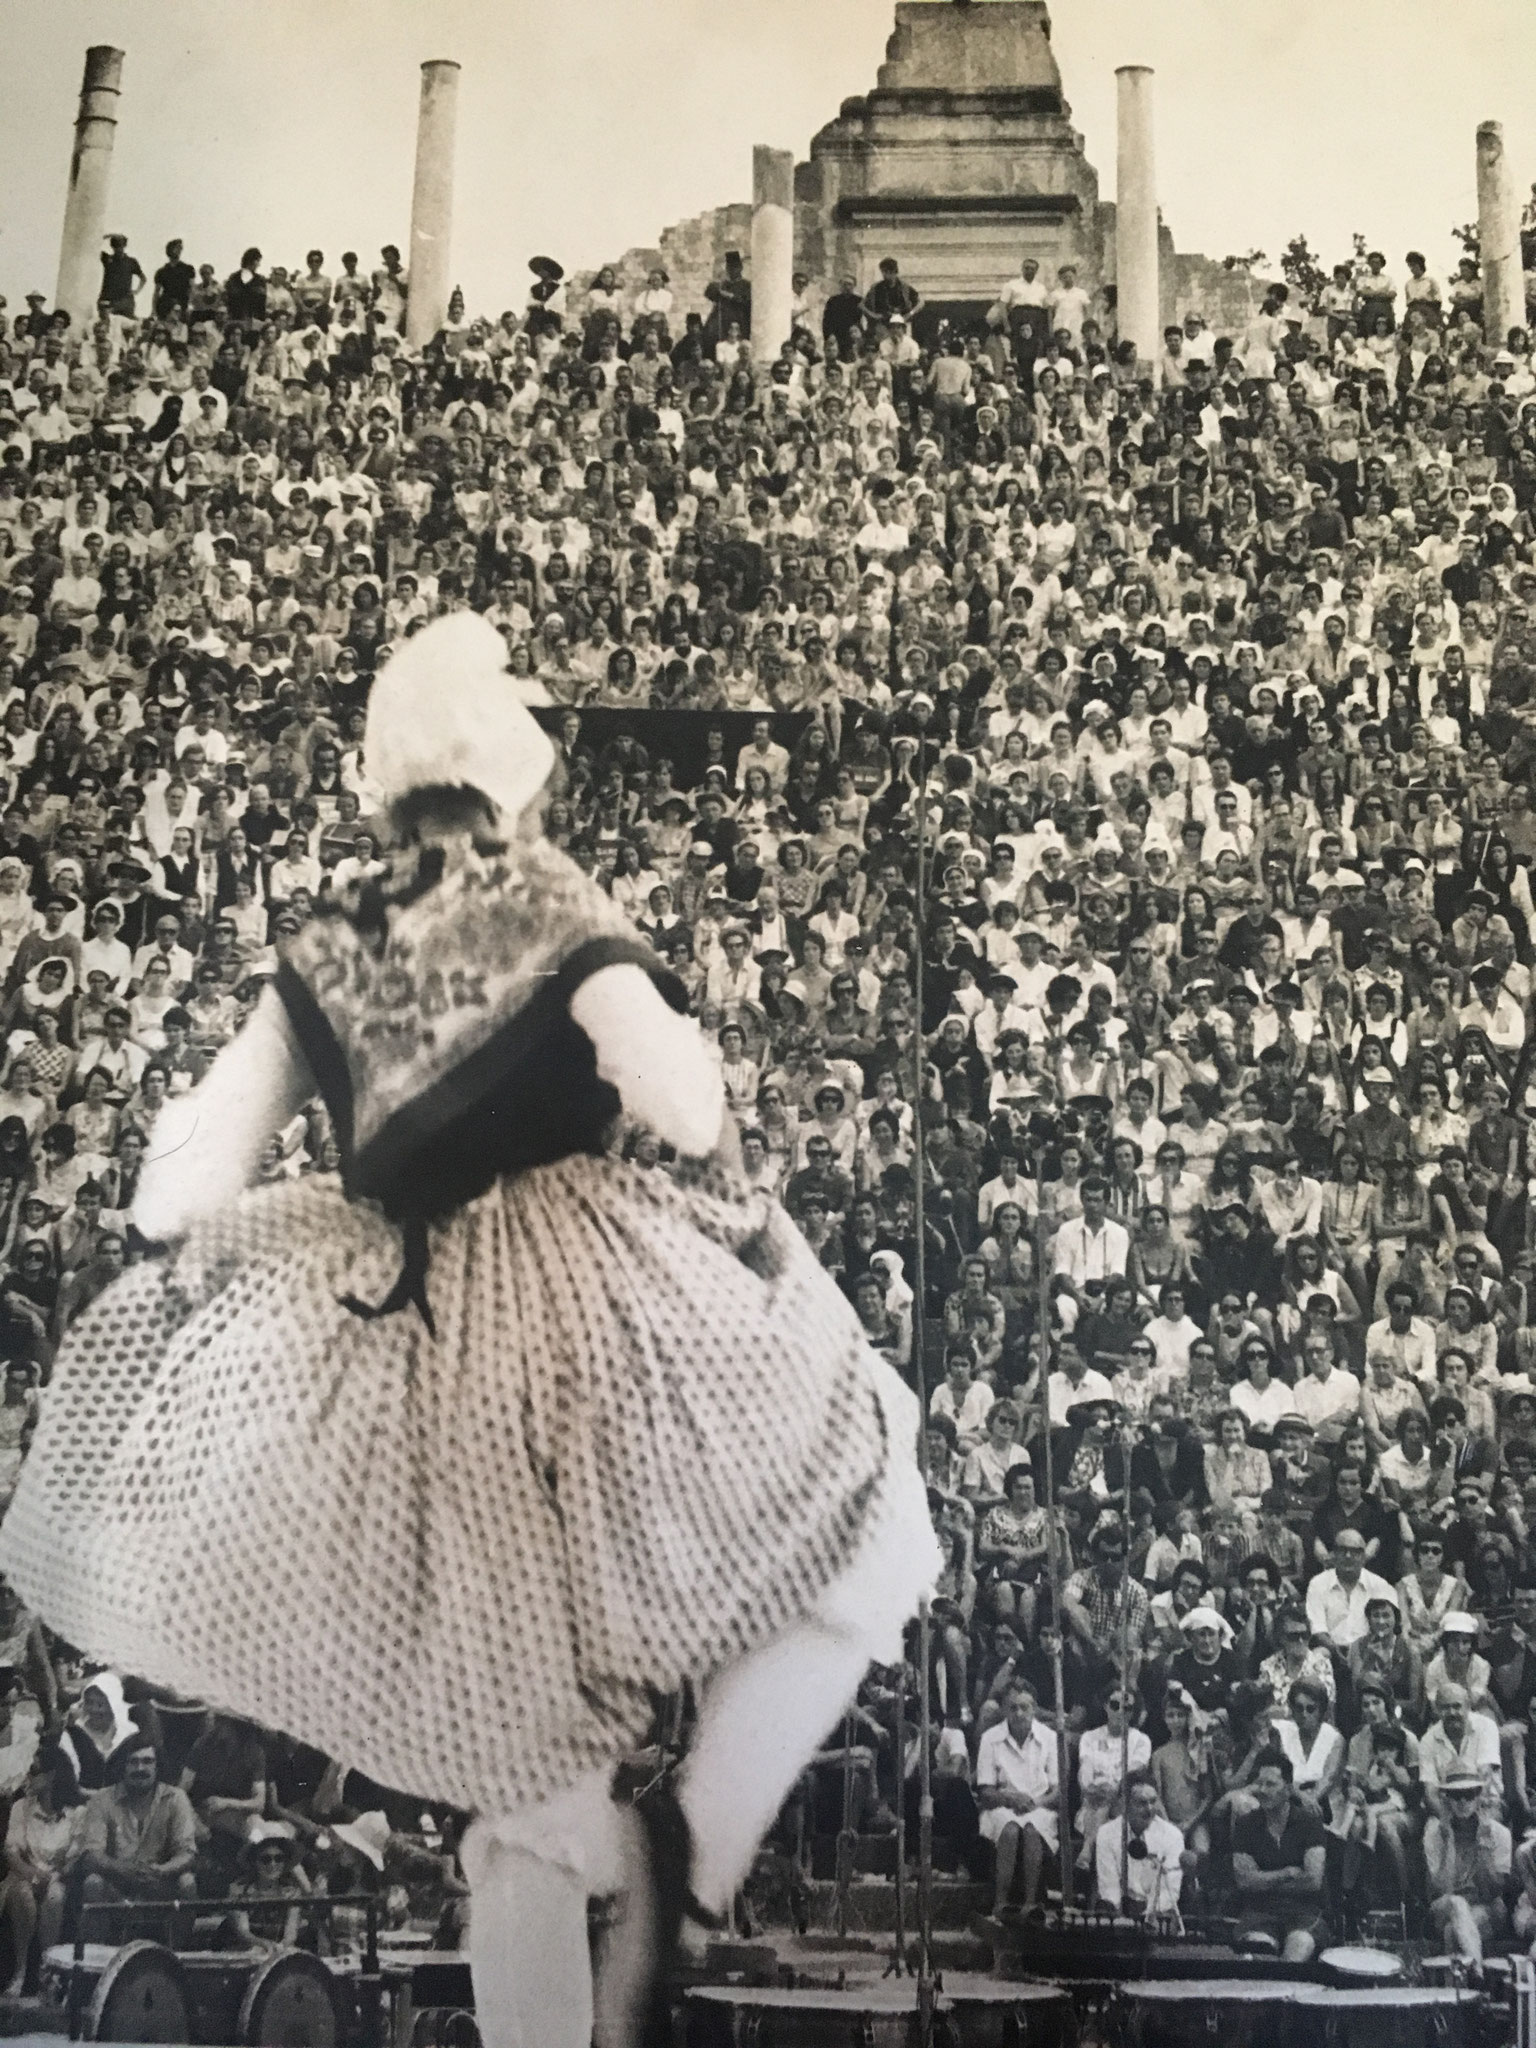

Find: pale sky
1;0;1532;317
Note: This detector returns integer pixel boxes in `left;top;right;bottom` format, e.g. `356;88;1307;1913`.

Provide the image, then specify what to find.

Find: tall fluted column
1477;121;1521;349
1115;65;1160;385
405;59;462;350
750;146;796;367
56;47;125;328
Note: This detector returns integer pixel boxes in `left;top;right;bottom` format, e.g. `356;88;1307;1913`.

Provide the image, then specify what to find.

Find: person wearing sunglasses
223;1820;311;1949
1228;1337;1291;1447
1076;1690;1151;1868
1111;1335;1164;1425
1425;1765;1512;1971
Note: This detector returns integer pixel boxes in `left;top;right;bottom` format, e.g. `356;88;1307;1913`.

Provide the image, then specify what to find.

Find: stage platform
0;2010;64;2039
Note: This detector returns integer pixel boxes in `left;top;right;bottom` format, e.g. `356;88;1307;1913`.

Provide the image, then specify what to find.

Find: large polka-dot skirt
0;1158;906;1815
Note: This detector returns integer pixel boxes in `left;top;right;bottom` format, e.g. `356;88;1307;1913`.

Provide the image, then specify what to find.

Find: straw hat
331;1810;389;1870
240;1819;299;1866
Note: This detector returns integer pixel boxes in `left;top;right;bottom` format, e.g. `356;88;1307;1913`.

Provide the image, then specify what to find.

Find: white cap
366;614;554;821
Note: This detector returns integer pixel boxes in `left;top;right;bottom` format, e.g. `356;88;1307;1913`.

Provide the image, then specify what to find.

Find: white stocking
464;1842;588;2048
461;1777;624;2048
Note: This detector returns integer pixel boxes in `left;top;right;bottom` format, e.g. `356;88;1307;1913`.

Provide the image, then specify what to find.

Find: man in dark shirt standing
153;240;195;319
703;251;751;351
863;257;922;332
225;249;268;329
1231;1752;1329;1961
178;1711;267;1888
98;236;144;319
822;274;865;360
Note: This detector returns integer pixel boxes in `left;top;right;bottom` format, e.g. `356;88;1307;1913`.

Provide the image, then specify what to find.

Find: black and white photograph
1;2;1536;2044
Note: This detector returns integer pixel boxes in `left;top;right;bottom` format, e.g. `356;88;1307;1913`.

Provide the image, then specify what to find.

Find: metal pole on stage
1036;1218;1073;1912
835;1711;855;1942
1118;1437;1135;1913
890;1672;907;1974
909;722;936;2036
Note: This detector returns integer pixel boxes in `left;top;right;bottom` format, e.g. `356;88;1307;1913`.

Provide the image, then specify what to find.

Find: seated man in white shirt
929;1348;995;1455
973;976;1037;1069
1046;1339;1116;1430
1363;1285;1438;1386
1190;758;1253;829
1096;1775;1185;1917
1289;1331;1361;1445
1418;1684;1503;1823
75;1008;148;1098
1051;1177;1129;1308
976;1682;1060;1918
977;1152;1039;1234
1305;1530;1395;1651
1142;1283;1202;1381
130;918;196;996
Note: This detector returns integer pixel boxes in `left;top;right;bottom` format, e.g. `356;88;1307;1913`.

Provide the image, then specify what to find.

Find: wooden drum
941;1982;1073;2048
1117;1977;1299;2048
1287;1982;1477;2048
686;1985;924;2048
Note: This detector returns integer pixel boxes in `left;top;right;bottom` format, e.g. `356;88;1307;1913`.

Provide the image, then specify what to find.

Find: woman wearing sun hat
225;1821;310;1949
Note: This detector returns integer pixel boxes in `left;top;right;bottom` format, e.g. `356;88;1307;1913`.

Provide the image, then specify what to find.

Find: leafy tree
1279;235;1329;309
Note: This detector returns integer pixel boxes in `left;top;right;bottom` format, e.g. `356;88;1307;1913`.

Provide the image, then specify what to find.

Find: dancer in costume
0;613;938;2048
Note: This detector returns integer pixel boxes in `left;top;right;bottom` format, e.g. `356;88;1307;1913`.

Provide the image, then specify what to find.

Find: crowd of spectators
0;1579;465;1991
4;220;1536;1975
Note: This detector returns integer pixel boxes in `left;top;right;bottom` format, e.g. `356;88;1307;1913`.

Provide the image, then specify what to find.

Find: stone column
405;59;462;350
1477;120;1521;350
751;146;796;367
1115;64;1160;385
56;46;125;329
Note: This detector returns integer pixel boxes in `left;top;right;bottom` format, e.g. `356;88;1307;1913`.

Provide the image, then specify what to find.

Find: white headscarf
70;1670;138;1762
1180;1604;1235;1649
870;1249;914;1316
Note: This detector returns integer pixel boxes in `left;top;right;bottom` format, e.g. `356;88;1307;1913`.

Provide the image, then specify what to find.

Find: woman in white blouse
1272;1678;1346;1820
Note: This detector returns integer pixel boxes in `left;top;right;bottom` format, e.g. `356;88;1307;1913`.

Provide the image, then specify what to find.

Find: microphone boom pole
909;720;935;2037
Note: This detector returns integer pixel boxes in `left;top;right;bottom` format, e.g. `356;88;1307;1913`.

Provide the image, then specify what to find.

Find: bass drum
1115;1977;1297;2048
686;1986;920;2048
238;1950;343;2047
85;1941;192;2044
940;1983;1072;2048
1287;1983;1477;2048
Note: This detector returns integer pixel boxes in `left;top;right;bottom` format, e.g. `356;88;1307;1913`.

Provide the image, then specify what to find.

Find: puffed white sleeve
134;984;316;1242
567;962;724;1158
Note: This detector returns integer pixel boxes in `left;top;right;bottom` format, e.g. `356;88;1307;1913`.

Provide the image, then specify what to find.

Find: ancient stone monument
795;0;1105;319
585;0;1240;340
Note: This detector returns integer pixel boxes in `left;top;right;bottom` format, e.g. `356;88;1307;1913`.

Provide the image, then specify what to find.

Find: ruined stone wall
566;203;753;330
577;199;1264;344
1172;252;1263;336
